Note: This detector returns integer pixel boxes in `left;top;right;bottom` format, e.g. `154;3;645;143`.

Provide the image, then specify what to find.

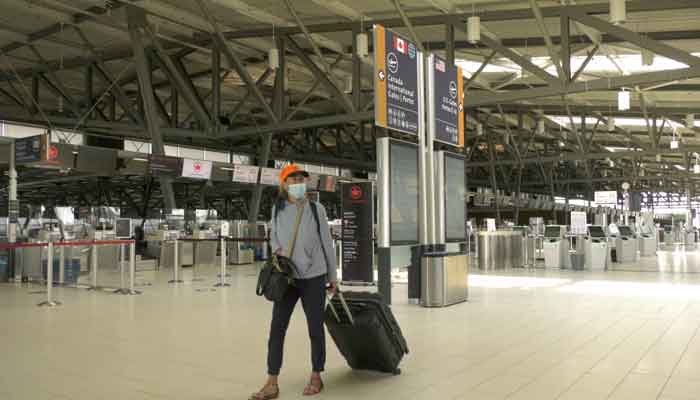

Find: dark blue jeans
267;274;327;376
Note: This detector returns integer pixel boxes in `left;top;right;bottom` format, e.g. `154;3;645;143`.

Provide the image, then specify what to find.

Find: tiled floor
4;249;700;399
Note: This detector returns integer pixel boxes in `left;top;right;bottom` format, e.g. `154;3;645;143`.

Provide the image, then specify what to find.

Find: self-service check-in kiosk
585;226;608;271
638;232;656;256
638;227;657;257
615;226;638;263
543;225;569;269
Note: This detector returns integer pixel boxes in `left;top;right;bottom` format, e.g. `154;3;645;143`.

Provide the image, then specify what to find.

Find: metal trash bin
570;253;585;271
420;251;468;308
409;244;445;303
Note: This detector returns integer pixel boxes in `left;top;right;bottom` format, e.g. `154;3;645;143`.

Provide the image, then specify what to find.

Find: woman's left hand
327;281;338;294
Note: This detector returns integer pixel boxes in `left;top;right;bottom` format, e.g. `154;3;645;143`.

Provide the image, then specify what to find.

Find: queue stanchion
214;237;230;287
169;238;183;284
127;241;141;295
38;242;61;307
114;243;128;294
88;242;99;291
58;245;65;286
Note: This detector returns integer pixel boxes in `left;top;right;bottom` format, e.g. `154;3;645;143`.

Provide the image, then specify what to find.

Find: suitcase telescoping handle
326;289;354;326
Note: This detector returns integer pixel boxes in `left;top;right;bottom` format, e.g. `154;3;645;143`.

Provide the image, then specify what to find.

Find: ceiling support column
126;5;176;211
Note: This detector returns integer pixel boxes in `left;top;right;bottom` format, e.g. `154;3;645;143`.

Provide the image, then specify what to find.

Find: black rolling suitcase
325;291;408;375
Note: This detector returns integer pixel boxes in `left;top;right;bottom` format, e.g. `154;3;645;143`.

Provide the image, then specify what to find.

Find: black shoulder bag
256;202;304;302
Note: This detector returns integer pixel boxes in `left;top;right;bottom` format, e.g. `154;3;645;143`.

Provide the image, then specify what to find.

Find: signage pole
8;140;19;282
376;137;392;304
425;55;437;245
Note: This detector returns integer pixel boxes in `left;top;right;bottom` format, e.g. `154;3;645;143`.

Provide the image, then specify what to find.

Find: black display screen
618;226;634;237
588;226;606;238
544;226;561;238
115;219;131;238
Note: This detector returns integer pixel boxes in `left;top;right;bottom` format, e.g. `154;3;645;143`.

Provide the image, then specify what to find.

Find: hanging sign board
260;168;282;186
181;159;213;180
14;133;62;167
341;182;374;283
232;165;260;184
373;24;422;136
14;134;48;164
595;190;618;205
149;154;182;177
428;54;464;147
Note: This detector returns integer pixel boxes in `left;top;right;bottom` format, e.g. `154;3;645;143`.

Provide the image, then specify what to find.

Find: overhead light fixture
344;76;353;94
607;117;616;132
219;167;235;171
133;157;148;162
656;154;662;162
686;114;695;129
467;16;480;43
355;32;368;58
536;119;545;134
694;164;700;174
641;49;654;66
618;90;630;111
610;0;626;24
558;140;565;148
476;123;483;136
670;139;679;149
268;48;280;70
609;159;615;168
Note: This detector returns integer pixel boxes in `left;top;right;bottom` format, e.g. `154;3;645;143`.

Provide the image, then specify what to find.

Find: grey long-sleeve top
270;200;338;282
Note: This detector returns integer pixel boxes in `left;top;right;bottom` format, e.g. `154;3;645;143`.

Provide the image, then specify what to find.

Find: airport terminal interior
2;0;700;399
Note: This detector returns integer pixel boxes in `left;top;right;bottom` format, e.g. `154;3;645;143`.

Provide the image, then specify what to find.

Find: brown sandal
249;384;279;400
303;378;324;396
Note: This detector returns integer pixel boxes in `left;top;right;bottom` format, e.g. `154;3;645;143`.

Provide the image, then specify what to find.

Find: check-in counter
477;230;525;270
193;240;218;266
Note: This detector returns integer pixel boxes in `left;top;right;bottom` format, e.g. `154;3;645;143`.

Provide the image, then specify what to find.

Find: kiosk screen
618;226;634;237
544;226;562;238
588;226;606;238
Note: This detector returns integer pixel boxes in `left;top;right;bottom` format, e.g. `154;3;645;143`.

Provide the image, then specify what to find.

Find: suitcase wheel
393;368;401;376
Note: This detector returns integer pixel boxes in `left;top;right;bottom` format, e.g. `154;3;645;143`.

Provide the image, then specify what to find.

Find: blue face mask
288;183;307;200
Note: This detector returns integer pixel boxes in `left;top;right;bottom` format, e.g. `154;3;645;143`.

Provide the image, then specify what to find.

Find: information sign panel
232;165;260;184
595;191;618;204
14;134;48;164
149;154;182;177
260;168;282;186
341;182;374;283
374;24;422;136
428;54;464;147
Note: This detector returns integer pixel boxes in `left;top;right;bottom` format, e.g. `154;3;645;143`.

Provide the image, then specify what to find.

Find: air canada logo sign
350;185;363;200
48;145;58;161
181;159;212;180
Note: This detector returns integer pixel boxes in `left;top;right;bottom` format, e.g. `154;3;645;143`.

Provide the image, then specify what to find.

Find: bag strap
286;201;305;258
309;202;330;270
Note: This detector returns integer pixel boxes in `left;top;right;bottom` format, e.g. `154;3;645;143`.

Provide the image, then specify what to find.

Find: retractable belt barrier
0;240;139;307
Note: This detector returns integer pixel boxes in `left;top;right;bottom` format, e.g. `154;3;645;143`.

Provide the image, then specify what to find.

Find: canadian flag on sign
393;36;406;54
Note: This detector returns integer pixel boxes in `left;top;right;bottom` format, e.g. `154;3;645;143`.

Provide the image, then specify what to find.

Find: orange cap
279;164;309;183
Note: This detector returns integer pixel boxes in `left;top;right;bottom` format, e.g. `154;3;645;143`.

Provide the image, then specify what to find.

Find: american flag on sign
393;36;406;54
436;59;445;72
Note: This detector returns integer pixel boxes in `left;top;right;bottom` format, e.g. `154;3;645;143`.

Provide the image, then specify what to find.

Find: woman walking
251;164;338;399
